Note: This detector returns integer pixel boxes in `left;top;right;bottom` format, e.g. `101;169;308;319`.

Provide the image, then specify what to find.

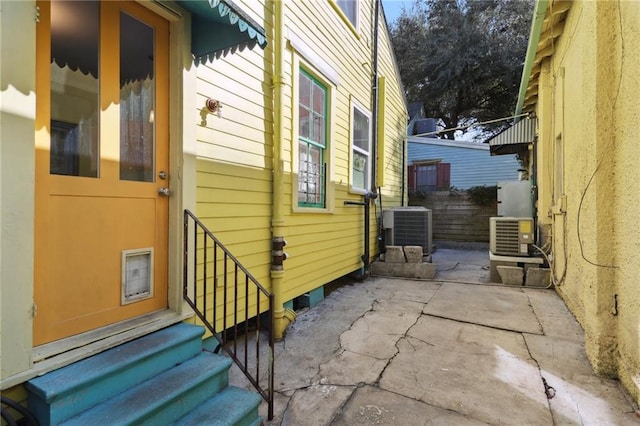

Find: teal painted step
61;351;232;426
27;323;205;426
173;386;263;426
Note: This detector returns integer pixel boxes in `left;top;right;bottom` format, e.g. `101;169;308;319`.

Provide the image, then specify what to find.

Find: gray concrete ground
431;241;493;284
229;246;640;425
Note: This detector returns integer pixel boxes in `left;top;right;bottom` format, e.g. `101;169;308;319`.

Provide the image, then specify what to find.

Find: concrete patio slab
333;385;487;425
340;298;423;359
431;244;492;284
525;288;584;341
423;282;543;334
226;261;639;425
525;333;639;425
280;383;354;426
379;315;553;425
314;350;386;386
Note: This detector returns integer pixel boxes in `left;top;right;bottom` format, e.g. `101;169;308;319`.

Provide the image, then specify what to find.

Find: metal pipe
371;0;380;190
363;0;381;271
271;0;289;341
345;191;377;270
401;137;406;206
364;194;370;267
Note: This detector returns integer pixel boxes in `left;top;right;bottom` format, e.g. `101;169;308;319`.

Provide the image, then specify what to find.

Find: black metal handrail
183;209;274;420
1;396;39;426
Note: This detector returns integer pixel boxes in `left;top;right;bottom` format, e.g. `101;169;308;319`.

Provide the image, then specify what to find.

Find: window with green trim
298;69;327;207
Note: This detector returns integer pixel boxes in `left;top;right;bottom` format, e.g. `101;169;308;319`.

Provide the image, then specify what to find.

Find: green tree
390;0;534;140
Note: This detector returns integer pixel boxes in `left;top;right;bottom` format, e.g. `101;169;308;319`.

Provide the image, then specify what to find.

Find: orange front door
34;1;170;345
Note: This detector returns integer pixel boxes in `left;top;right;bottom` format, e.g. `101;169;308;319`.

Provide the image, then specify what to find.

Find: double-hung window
351;104;371;192
298;70;327;207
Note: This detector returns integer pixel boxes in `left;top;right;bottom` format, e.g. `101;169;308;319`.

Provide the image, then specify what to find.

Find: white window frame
350;101;372;194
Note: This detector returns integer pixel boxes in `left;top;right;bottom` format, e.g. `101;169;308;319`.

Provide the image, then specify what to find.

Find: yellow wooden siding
191;272;271;334
194;0;275;302
275;0;406;302
375;16;408;200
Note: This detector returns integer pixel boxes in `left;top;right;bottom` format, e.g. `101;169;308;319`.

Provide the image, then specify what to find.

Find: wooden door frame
2;0;198;389
31;0;194;359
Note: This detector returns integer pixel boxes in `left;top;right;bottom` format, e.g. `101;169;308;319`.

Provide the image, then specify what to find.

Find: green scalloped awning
177;0;267;64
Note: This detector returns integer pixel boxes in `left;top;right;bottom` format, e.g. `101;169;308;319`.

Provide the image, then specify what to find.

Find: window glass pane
312;82;325;115
352;106;370;191
50;0;100;177
298;143;311;203
308;145;323;204
311;82;326;145
120;12;155;182
312;113;325;146
299;72;311;107
298;142;323;205
353;108;369;151
353;151;368;190
299;105;311;140
337;0;358;26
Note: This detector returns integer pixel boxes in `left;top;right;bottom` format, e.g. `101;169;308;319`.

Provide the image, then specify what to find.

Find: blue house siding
408;137;520;189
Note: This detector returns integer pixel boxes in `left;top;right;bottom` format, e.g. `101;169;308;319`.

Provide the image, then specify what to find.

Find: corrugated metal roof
487;118;536;155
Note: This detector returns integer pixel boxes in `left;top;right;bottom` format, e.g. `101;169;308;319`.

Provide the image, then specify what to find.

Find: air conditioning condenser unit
490;217;534;256
383;207;432;255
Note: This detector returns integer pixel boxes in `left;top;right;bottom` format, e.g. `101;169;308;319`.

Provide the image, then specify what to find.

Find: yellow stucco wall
608;0;640;401
194;0;407;320
531;0;640;402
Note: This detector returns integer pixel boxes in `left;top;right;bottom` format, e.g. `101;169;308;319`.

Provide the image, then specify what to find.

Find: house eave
515;0;572;117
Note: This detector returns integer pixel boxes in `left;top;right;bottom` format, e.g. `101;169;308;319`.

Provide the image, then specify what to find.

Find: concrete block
370;261;436;279
525;267;552;287
385;246;406;263
371;261;393;276
406;262;436;279
497;265;524;286
490;260;518;283
404;246;423;263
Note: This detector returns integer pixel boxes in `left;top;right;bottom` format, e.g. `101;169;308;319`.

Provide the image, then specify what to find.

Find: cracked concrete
228;248;640;425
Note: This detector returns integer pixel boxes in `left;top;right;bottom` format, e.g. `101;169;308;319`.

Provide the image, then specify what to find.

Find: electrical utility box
497;180;532;217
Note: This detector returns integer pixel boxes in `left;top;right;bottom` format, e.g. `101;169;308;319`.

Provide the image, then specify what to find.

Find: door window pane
50;0;100;177
120;12;155;182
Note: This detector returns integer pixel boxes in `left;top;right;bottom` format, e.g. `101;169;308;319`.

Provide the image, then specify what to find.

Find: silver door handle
158;187;171;197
